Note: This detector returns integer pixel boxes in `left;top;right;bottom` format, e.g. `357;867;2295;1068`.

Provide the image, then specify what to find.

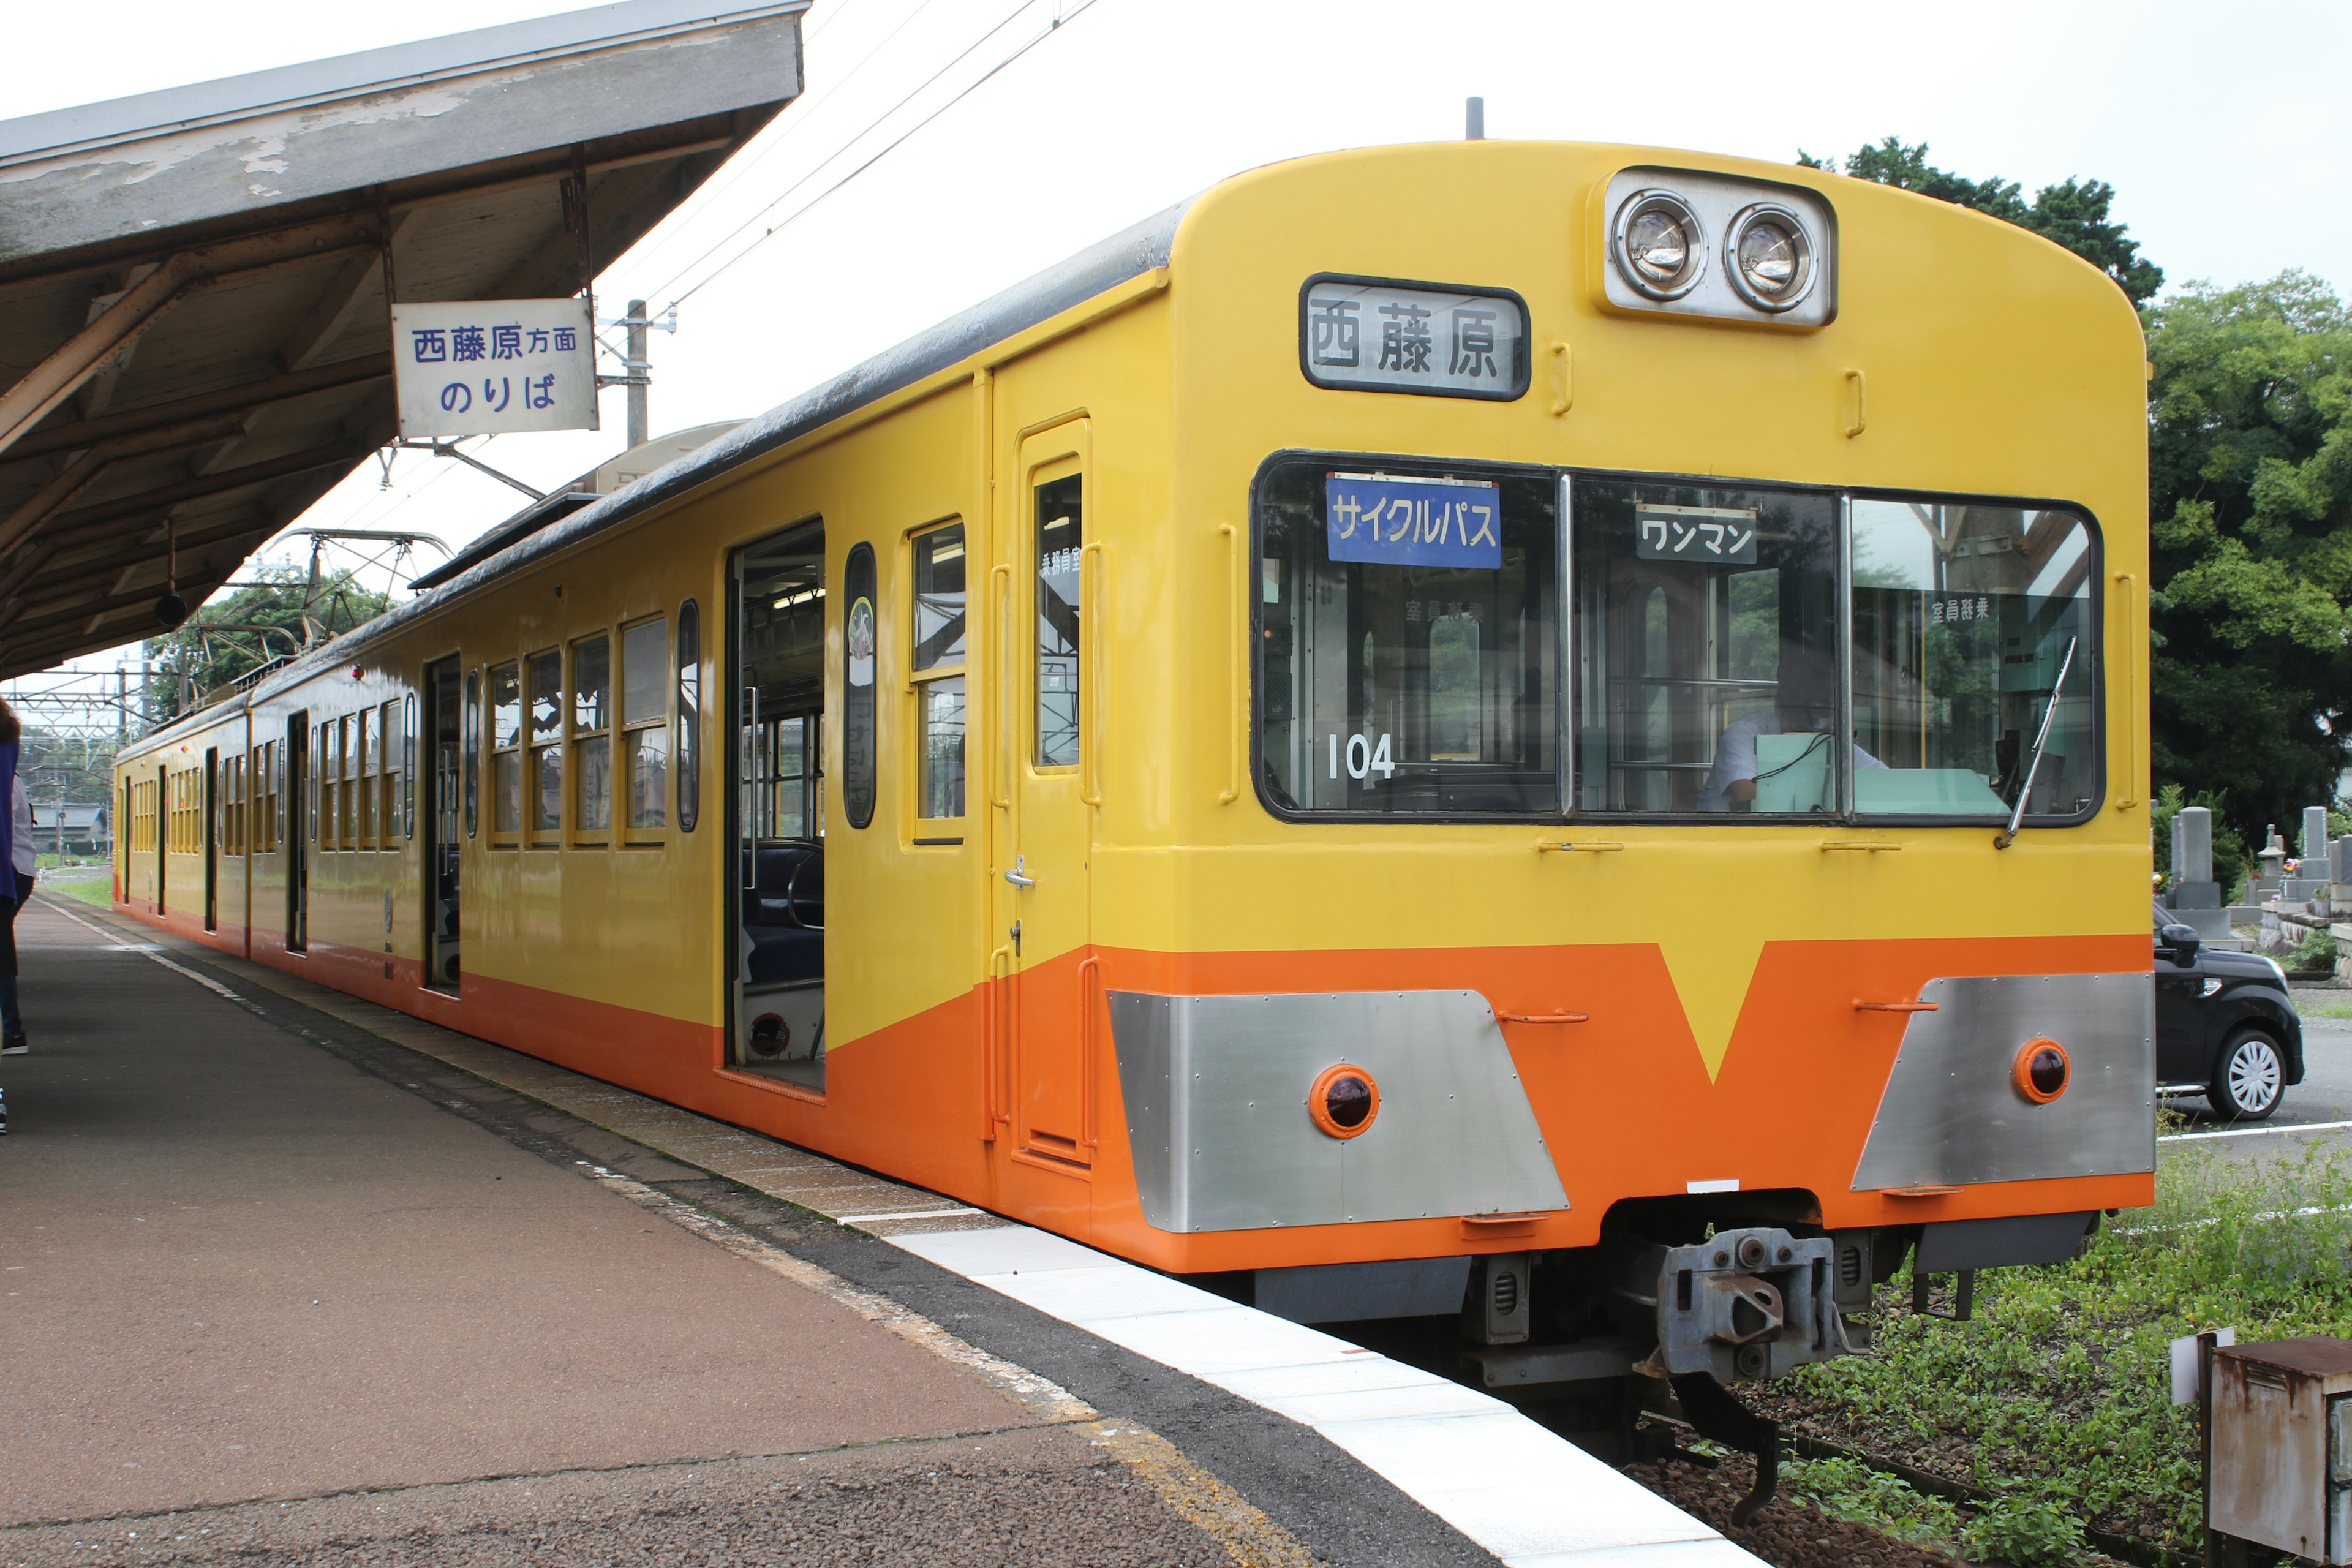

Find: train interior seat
738;841;824;1084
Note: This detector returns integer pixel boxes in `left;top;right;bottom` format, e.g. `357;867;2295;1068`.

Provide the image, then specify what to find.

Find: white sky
11;0;2350;682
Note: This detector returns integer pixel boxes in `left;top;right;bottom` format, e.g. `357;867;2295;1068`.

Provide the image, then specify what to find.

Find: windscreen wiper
1994;635;2078;850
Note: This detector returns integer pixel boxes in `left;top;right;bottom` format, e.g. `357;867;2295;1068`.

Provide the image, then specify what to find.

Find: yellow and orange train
116;140;2154;1384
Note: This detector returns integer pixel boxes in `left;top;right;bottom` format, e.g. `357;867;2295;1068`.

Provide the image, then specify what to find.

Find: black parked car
2155;903;2305;1121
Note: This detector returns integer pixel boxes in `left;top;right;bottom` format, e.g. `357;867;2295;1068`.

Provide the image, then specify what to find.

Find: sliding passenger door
998;424;1096;1168
728;522;828;1090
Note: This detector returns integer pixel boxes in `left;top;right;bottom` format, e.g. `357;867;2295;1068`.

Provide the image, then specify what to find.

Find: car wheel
2209;1030;2285;1122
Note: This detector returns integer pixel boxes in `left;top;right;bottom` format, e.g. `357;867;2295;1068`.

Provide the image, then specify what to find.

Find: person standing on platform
0;697;29;1056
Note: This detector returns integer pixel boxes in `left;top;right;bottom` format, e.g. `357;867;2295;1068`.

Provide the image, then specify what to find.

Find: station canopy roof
0;0;807;678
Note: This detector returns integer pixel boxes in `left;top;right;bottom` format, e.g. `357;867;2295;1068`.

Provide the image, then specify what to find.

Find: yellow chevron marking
1656;932;1769;1082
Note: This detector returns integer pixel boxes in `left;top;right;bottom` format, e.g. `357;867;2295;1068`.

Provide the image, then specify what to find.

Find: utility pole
599;301;673;451
627;298;649;450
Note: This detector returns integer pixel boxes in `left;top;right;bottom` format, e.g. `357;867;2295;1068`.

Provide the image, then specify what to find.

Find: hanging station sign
391;299;598;438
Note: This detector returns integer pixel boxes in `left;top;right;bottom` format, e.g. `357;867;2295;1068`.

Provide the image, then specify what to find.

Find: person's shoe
0;1033;26;1056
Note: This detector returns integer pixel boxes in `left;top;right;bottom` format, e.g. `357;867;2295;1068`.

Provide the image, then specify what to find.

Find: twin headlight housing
1601;167;1836;328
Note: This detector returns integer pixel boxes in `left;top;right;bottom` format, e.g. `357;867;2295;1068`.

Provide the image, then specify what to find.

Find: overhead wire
281;0;1099;619
617;0;951;279
644;0;1100;312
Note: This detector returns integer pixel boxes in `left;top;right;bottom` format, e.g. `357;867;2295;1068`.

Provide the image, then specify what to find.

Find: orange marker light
1308;1063;1379;1139
2013;1038;2071;1104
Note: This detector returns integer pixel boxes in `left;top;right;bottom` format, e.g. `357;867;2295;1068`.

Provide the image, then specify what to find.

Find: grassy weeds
37;872;112;908
1771;1141;2352;1560
1784;1456;2092;1566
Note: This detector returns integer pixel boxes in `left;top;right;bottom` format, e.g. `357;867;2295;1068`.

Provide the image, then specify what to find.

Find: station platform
0;897;1758;1568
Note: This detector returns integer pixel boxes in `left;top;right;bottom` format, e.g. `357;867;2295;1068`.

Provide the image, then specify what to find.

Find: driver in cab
1698;651;1886;812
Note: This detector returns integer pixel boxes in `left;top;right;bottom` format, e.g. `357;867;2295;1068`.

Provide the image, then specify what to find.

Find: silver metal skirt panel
1107;989;1570;1234
1850;973;2154;1191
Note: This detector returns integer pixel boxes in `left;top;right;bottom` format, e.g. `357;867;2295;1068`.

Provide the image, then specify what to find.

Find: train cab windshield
1257;459;1558;816
1254;455;2100;824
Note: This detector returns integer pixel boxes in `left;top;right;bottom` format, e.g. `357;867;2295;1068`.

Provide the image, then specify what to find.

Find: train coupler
1646;1226;1845;1384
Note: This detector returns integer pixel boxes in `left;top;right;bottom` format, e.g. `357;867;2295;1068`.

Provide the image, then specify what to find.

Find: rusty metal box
2211;1338;2352;1563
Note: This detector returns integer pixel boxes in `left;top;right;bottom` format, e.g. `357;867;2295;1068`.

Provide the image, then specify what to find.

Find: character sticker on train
1325;474;1501;570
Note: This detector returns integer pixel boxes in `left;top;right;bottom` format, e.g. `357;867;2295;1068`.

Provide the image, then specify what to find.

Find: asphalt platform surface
0;900;1498;1567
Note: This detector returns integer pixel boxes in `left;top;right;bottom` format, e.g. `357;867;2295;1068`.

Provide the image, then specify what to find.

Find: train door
202;747;218;932
285;713;308;952
997;426;1096;1166
154;763;168;914
423;657;463;992
728;521;827;1089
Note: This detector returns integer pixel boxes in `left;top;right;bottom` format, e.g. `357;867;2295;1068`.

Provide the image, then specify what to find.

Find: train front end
1101;140;2152;1391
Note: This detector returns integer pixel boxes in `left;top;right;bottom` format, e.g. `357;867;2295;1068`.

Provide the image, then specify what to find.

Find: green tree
2144;273;2352;842
1798;138;2164;305
145;568;391;723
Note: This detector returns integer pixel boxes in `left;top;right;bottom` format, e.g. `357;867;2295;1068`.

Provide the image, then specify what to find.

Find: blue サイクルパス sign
1326;474;1502;570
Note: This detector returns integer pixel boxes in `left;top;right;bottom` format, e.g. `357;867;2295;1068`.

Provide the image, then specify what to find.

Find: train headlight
1612;190;1706;300
2012;1038;2071;1104
1308;1063;1380;1139
1724;203;1817;312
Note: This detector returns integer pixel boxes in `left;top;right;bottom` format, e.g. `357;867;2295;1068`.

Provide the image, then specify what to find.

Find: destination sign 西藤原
391;300;597;439
1300;275;1528;400
1327;474;1502;570
1634;504;1759;567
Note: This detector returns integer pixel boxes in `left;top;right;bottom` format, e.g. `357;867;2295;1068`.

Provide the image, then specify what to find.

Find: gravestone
2172;807;2222;909
2287;807;2334;900
2169;805;2234;937
2332;835;2352;889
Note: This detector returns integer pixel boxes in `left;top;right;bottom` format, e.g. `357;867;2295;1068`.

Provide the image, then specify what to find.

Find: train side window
360;706;380;847
1570;478;1841;816
1034;478;1082;769
1849;500;2100;820
1256;458;1558;817
527;649;564;845
344;714;362;850
572;633;612;845
399;695;415;842
621;616;668;837
675;602;699;833
489;662;524;842
463;670;481;839
321;719;341;851
911;522;966;819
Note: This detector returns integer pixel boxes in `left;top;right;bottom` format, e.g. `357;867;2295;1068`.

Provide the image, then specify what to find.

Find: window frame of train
571;630;612;846
487;660;522;845
1250;451;2106;829
908;519;968;831
526;646;565;847
674;601;701;834
619;612;669;842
